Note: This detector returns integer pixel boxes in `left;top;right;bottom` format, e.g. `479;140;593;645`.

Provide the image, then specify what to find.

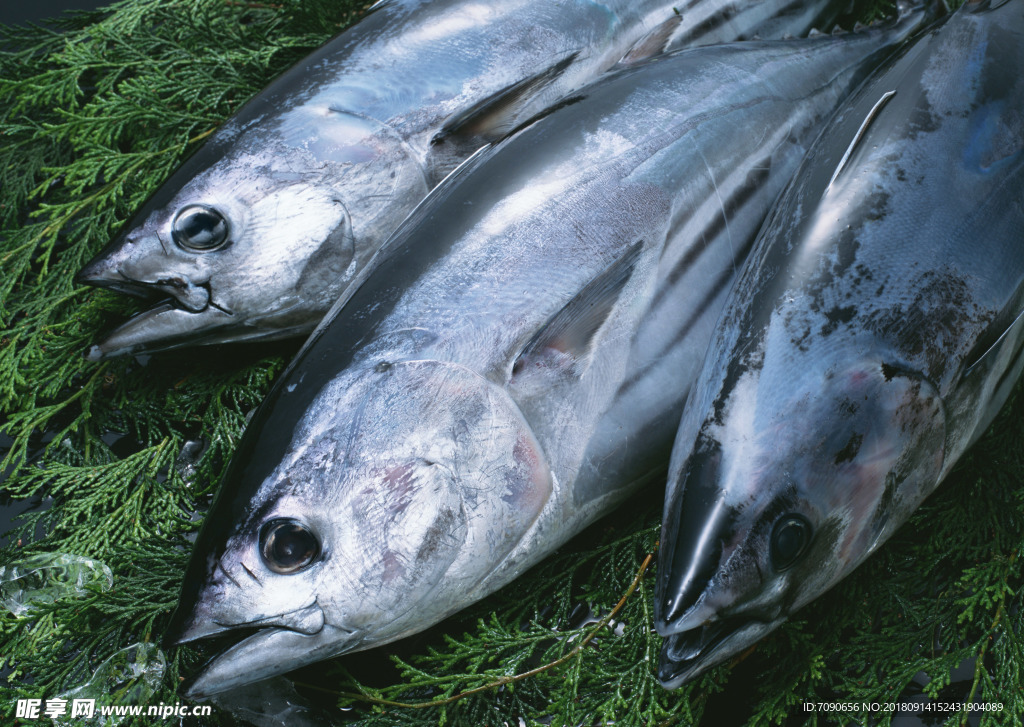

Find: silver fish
160;9;936;697
75;0;852;360
655;0;1023;689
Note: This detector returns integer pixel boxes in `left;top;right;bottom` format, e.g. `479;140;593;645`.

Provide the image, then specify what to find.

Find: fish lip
78;262;222;316
657;616;771;689
85;288;236;360
183;623;361;699
168;598;329;646
76;267;167;301
213;599;327;637
86;304;234;360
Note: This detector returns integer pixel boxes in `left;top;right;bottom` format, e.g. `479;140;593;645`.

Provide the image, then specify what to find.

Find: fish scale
160;7;940;696
76;0;852;360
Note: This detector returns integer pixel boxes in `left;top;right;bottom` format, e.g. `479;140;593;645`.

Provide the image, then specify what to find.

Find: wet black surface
0;431;54;549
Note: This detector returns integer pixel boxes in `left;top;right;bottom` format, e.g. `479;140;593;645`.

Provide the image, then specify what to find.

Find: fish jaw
185;622;361;699
657;616;782;689
655;356;946;686
84;304;227;360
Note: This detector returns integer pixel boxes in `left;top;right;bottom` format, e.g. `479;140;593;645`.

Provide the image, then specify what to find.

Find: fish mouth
167;600;361;698
77;273;164;301
78;259;242;359
77;262;217;313
78;259;243;359
81;268;311;359
183;623;361;698
84;301;237;360
657;616;779;689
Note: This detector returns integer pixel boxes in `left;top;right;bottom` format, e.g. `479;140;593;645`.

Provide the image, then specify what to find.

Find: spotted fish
655;0;1023;689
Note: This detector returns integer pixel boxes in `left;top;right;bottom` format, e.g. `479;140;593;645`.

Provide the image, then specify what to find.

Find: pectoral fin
432;52;580;149
618;14;683;66
513;241;644;376
961;300;1024;388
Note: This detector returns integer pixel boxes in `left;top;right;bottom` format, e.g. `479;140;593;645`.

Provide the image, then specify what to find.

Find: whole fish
75;0;852;360
160;8;937;697
654;0;1024;689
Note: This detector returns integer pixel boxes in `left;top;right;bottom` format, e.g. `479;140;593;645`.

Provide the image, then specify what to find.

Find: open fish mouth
77;264;220;315
77;273;166;301
78;269;238;360
168;600;360;699
657;616;778;688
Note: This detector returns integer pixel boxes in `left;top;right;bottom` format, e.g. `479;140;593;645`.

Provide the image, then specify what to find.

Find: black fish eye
172;205;229;251
770;514;812;572
259;519;320;574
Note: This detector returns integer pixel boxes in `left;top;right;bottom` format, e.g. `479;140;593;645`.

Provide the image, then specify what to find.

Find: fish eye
259;519;320;574
770;514;812;572
172;205;229;251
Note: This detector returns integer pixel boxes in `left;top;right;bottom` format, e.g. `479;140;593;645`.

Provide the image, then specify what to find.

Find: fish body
76;0;853;359
655;0;1024;689
161;9;937;697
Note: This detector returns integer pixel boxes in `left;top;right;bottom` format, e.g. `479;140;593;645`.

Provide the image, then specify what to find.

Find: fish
654;0;1024;689
74;0;854;360
158;7;939;697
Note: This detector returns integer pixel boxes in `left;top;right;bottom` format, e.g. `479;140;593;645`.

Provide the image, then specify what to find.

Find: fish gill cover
0;0;1021;725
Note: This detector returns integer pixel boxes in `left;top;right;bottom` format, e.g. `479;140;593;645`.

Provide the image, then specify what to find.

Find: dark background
0;0;107;29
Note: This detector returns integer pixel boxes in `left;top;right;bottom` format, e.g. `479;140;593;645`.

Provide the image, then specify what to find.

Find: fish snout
76;251;118;287
164;556;268;647
76;244;155;300
77;230;154;290
78;233;214;312
655;444;736;634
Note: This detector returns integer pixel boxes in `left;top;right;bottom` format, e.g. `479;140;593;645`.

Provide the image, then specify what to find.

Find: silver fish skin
75;0;853;360
655;0;1024;690
158;8;936;697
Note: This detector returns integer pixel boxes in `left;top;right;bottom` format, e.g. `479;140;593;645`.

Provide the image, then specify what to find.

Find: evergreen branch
225;1;285;8
961;549;1018;727
314;553;653;711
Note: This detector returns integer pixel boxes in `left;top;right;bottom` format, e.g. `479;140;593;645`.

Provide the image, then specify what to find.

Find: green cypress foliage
1;1;1020;725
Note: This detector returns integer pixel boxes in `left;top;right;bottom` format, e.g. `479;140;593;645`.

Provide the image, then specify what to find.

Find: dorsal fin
618;14;683;66
512;241;644;378
431;52;580;148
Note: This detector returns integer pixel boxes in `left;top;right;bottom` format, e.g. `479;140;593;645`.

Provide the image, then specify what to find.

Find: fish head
654;355;946;687
168;358;552;696
79;110;430;359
